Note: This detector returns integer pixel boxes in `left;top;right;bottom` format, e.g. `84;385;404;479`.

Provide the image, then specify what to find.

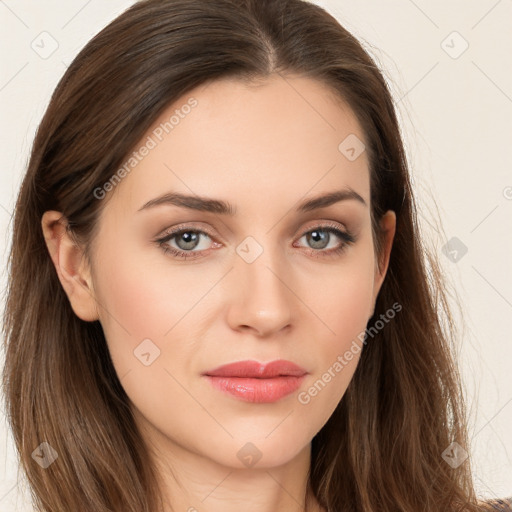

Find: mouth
202;360;308;403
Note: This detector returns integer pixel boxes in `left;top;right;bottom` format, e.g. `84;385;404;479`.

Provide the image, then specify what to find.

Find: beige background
1;1;511;509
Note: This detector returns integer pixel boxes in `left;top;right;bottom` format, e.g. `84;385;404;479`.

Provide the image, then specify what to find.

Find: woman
2;0;510;510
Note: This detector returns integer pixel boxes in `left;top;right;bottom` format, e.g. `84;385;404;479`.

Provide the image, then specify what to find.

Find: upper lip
203;359;307;378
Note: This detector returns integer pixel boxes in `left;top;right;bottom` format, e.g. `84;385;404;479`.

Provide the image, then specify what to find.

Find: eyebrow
137;188;367;215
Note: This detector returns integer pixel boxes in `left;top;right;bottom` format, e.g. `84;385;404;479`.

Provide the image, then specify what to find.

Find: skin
42;73;396;512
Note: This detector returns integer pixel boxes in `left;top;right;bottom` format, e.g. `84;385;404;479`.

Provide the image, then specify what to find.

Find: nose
225;244;294;337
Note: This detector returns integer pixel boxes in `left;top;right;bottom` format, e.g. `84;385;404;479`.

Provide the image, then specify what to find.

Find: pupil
178;231;198;250
309;230;328;249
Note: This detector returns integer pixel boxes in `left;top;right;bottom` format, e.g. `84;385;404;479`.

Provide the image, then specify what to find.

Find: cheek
91;250;204;432
301;251;376;342
295;251;375;413
91;246;175;370
92;243;220;385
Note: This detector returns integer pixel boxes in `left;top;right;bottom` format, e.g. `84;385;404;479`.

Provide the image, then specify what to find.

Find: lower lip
204;375;306;403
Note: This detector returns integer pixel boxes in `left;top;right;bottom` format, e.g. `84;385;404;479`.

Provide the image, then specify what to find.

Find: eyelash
155;222;356;261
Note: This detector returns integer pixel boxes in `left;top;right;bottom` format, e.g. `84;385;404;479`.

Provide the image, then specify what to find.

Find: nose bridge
238;233;291;301
228;232;294;333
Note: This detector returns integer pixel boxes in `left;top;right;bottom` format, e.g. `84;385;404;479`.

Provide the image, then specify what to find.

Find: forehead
103;74;370;218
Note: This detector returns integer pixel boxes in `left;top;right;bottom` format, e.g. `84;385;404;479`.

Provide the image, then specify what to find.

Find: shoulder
479;497;512;511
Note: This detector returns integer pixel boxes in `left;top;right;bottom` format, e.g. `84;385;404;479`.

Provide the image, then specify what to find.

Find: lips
203;359;307;378
202;360;307;403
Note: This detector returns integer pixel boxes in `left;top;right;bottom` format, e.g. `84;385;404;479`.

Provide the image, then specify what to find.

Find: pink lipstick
203;360;307;403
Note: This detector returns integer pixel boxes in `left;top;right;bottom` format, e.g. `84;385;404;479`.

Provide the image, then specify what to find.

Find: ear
370;210;396;315
41;210;99;322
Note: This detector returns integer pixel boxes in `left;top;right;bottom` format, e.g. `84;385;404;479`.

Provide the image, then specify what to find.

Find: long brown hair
1;0;495;510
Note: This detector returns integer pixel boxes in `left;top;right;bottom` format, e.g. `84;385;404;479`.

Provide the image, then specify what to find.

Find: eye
155;222;356;260
156;227;217;260
294;222;356;258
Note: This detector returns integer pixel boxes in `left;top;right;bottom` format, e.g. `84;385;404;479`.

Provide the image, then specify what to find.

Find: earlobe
41;211;99;322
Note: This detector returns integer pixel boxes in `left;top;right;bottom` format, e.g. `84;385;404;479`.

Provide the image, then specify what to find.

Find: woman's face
79;74;395;468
